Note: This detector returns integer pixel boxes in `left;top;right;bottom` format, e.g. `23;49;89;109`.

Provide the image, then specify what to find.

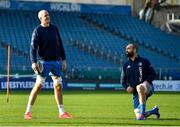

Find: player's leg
136;84;146;116
24;61;48;120
24;75;45;119
51;76;72;118
133;94;146;120
135;83;151;120
144;85;160;119
137;83;160;119
50;61;72;118
27;75;45;105
145;105;160;119
51;76;63;112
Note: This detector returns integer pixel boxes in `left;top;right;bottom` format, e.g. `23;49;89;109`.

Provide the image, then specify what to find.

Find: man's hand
126;86;134;93
62;60;67;71
32;62;39;74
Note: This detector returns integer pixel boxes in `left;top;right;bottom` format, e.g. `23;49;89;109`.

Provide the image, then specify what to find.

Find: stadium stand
0;9;180;79
0;10;119;78
83;13;180;61
0;47;30;72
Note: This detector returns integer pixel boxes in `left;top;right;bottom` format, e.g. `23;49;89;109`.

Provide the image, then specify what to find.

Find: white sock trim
58;104;64;115
25;105;32;114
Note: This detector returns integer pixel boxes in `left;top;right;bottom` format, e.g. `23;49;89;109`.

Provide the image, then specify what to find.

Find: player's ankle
58;104;64;115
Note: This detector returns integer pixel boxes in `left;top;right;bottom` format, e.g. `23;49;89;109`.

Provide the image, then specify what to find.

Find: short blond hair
38;10;48;20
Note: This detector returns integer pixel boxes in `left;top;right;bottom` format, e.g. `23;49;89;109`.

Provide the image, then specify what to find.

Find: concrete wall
166;0;180;5
132;0;146;16
17;0;132;5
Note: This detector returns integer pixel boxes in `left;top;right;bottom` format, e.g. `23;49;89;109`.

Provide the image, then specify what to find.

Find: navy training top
30;24;66;63
121;56;156;93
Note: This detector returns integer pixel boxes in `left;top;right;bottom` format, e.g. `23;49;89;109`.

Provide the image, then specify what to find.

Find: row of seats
0;10;117;72
86;13;180;60
0;9;180;79
61;12;180;69
0;47;30;72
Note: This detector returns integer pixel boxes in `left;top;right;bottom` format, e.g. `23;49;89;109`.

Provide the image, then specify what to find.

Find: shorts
38;60;62;78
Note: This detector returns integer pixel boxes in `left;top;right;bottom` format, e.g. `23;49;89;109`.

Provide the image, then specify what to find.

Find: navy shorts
38;60;62;77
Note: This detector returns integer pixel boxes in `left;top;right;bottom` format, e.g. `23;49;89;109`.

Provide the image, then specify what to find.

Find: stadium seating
0;47;30;73
0;10;117;72
85;13;180;60
0;9;180;79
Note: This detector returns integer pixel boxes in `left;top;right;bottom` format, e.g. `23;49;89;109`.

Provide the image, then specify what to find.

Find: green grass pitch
0;90;180;126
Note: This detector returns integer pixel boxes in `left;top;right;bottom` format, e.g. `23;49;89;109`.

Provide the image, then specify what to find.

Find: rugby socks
139;104;146;115
25;104;65;115
25;105;32;114
145;106;158;118
145;109;155;117
58;104;65;115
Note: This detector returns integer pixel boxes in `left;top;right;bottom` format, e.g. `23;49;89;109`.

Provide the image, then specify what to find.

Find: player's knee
55;84;61;91
52;77;62;86
136;85;144;93
34;76;45;91
34;84;42;91
36;75;45;85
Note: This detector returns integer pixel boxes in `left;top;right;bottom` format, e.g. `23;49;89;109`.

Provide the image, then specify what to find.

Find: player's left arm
30;29;40;73
121;65;134;93
144;59;156;84
56;27;67;70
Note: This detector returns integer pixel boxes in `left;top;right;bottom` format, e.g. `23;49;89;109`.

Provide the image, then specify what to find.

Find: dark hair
128;43;139;52
133;43;139;52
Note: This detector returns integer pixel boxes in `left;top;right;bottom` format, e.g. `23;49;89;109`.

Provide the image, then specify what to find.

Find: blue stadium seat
0;9;180;79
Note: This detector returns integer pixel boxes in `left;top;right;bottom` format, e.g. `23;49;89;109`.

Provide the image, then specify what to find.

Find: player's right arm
121;65;134;93
55;26;67;71
30;29;39;73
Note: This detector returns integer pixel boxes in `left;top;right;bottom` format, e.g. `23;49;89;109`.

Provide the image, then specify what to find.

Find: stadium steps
0;41;29;57
80;14;180;69
82;13;180;62
64;39;119;65
0;45;30;73
51;11;126;65
0;9;118;77
0;9;180;79
80;14;180;63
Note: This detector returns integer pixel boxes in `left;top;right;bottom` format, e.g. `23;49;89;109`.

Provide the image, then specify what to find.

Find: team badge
127;65;131;69
138;62;142;66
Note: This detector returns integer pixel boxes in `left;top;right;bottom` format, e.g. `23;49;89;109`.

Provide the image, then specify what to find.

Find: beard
44;17;50;24
46;19;50;24
126;52;134;58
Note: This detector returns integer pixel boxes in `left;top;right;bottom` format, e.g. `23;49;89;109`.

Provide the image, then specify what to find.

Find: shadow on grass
154;118;180;121
1;121;180;126
1;117;180;126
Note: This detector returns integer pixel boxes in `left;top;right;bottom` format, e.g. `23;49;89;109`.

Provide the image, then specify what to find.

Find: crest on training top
138;62;142;66
127;65;131;69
